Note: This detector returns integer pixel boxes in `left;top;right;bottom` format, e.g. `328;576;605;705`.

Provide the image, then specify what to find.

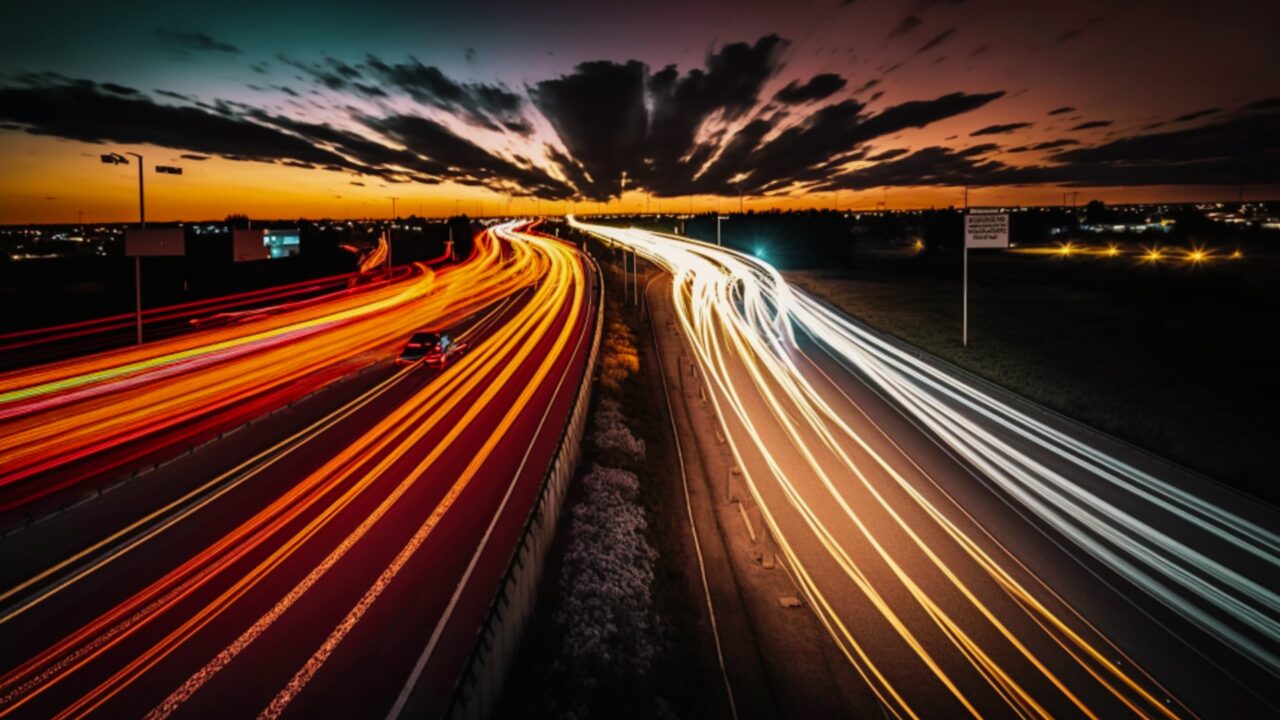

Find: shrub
592;398;645;463
557;465;659;680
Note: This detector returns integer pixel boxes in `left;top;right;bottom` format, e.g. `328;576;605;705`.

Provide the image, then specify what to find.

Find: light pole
103;152;183;344
389;196;398;274
103;151;145;344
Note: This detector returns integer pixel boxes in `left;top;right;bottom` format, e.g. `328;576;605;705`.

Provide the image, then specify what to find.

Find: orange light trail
0;220;595;719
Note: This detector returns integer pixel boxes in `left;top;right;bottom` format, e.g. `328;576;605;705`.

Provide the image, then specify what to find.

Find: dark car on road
397;331;464;366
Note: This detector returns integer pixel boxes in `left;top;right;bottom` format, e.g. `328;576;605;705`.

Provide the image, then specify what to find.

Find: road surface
574;217;1279;719
0;221;598;719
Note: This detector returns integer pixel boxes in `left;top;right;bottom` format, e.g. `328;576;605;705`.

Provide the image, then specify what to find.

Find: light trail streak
574;217;1278;718
0;227;539;511
0;221;594;719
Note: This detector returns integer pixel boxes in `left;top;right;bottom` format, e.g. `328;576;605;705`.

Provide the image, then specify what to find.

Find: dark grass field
787;240;1279;505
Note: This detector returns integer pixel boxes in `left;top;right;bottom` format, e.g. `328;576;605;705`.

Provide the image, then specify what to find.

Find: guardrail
439;251;604;720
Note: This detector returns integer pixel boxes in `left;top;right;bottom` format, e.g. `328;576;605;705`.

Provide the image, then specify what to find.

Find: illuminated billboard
232;228;300;261
265;229;300;258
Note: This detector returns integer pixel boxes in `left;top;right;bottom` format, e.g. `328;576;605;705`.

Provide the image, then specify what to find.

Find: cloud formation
2;31;1270;203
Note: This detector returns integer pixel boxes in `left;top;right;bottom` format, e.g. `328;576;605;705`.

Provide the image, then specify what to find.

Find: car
397;330;465;366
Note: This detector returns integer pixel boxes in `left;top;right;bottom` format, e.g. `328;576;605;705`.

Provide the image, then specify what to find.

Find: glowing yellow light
912;239;924;251
1187;249;1207;264
1230;249;1243;260
1105;245;1119;257
1058;243;1074;256
1143;248;1163;262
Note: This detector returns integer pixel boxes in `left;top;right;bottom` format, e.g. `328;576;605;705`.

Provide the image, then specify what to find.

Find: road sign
125;228;185;256
155;165;183;175
232;229;267;262
965;210;1009;248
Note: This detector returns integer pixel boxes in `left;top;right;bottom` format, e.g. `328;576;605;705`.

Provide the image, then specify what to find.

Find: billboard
265;229;301;259
232;228;301;261
125;228;185;256
232;229;267;262
965;210;1009;249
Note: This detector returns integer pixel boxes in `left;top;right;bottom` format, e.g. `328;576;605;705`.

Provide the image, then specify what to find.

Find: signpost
963;209;1009;346
103;151;183;343
125;228;185;344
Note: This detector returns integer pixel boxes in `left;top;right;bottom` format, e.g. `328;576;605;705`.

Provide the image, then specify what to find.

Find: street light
389;196;398;275
101;151;182;344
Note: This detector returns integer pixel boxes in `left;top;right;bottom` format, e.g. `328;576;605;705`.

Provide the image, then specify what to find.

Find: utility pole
133;153;145;345
962;186;969;347
388;197;398;274
716;213;722;246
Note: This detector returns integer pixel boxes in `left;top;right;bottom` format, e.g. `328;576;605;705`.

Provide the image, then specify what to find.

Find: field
787;240;1278;504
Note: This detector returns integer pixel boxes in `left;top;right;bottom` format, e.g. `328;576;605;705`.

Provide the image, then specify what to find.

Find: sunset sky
2;0;1278;223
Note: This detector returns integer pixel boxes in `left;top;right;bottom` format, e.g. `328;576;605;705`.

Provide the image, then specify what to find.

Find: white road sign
125;228;185;256
965;210;1009;249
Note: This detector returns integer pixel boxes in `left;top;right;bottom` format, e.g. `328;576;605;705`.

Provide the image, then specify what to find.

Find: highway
0;221;598;718
0;226;538;517
572;218;1280;719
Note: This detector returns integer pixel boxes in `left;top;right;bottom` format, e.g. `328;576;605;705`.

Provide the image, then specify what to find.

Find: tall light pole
103;152;183;344
389;196;398;274
103;152;145;343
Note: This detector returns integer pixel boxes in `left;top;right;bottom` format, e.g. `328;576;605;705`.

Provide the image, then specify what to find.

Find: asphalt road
579;218;1279;720
0;222;597;719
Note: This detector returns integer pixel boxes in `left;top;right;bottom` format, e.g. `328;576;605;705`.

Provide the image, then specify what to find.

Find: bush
557;465;659;682
592;398;646;464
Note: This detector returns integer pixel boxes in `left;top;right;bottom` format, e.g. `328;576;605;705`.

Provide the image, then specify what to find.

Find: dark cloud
852;78;881;95
969;45;990;58
1173;108;1220;122
99;83;139;96
1057;28;1083;42
917;28;956;54
1247;96;1280;110
1047;106;1075;115
154;89;190;101
868;147;910;161
646;34;788;192
364;114;573;196
533;36;788;199
1071;120;1112;130
179;154;209;161
970;121;1033;136
774;73;847;104
823;110;1280;190
154;30;240;55
1030;139;1078;150
721;90;1004;194
0;76;363;172
532;60;647;199
0;72;576;198
1051;112;1279;168
888;14;922;38
363;55;529;133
